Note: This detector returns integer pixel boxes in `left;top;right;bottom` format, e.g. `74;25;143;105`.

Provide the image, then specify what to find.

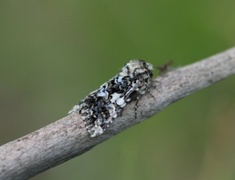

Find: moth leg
134;99;139;119
147;92;155;101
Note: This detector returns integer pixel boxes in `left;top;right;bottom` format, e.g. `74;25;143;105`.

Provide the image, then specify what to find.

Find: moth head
119;59;154;78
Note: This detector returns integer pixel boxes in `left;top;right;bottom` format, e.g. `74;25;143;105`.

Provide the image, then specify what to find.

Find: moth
69;60;154;137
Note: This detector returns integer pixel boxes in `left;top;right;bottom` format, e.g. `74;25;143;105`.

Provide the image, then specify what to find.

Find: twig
1;48;235;179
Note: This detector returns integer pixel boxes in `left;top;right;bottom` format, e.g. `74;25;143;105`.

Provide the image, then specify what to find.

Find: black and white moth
69;60;154;137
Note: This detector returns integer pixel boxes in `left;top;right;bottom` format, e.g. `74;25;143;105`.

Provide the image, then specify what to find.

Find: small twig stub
69;60;154;137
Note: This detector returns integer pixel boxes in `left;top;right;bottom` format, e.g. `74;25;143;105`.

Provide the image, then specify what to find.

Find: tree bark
1;48;235;179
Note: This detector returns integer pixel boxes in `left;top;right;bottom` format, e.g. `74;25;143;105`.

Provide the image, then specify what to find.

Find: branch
1;48;235;179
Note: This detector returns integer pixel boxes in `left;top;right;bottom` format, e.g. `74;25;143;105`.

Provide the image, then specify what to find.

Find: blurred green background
1;0;235;180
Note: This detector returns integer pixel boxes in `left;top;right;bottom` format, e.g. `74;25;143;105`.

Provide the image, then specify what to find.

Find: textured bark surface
1;48;235;179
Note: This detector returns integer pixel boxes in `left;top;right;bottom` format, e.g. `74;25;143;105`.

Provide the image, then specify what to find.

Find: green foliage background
1;1;235;180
